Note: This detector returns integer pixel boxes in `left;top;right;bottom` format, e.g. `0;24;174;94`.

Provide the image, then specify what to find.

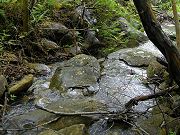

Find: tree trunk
171;0;180;48
22;0;29;32
132;0;180;87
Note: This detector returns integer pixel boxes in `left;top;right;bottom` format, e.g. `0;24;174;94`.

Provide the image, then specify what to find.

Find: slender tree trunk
132;0;180;87
171;0;180;48
22;0;29;32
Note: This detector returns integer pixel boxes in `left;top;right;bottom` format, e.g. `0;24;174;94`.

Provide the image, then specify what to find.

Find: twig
36;104;117;116
125;85;177;109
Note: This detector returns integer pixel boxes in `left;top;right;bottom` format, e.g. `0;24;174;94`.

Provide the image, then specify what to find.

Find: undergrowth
0;0;142;56
91;0;142;55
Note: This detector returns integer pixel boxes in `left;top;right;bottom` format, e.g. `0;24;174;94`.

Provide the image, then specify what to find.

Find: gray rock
0;75;7;97
75;6;97;25
40;38;59;51
27;63;51;75
94;42;160;112
84;30;101;48
119;48;155;67
49;54;100;95
40;22;74;45
3;109;58;135
108;41;162;67
64;45;82;55
36;98;108;114
162;23;176;41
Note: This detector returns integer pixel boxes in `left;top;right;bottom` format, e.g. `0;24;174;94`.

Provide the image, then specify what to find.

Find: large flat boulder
49;54;100;95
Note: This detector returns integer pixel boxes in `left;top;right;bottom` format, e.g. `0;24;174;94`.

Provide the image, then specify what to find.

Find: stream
2;38;167;135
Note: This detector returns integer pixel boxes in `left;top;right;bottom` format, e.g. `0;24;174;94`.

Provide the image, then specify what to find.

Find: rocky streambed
1;39;169;135
1;22;179;135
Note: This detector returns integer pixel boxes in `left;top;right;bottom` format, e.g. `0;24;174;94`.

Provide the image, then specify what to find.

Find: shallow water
4;40;163;135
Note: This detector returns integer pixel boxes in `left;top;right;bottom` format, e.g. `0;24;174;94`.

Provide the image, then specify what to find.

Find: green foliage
0;0;142;56
0;30;11;53
158;0;180;12
31;3;49;24
9;94;17;101
91;0;141;55
169;130;176;135
0;8;6;24
0;0;11;3
158;1;172;11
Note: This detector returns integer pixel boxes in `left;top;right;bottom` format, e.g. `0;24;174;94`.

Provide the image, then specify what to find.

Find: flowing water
4;40;165;135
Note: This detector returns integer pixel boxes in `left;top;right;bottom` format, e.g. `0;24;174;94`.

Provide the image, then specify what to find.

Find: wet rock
36;98;108;114
27;63;51;75
40;22;74;45
0;75;8;97
4;109;58;135
89;119;108;135
28;79;50;93
34;89;61;107
49;54;100;95
108;41;163;67
9;74;33;94
119;49;156;67
95;42;158;112
27;78;61;107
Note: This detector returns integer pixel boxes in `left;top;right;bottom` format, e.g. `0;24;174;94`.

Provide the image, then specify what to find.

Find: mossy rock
9;74;34;94
49;54;100;94
39;124;88;135
147;60;168;79
137;113;180;134
40;22;73;45
119;49;156;67
46;116;93;131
